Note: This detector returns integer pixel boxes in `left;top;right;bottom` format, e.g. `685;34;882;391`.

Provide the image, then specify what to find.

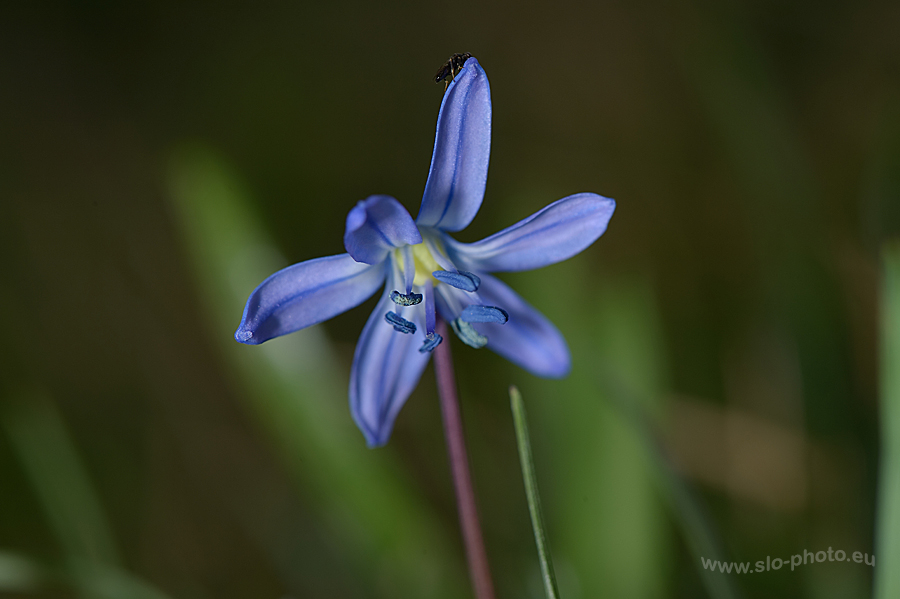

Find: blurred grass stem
876;242;900;599
434;319;496;599
509;386;560;599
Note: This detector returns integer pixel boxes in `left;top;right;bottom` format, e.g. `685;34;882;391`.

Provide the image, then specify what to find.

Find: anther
460;305;509;324
418;333;443;353
432;270;481;292
384;311;417;334
450;318;488;348
391;290;423;306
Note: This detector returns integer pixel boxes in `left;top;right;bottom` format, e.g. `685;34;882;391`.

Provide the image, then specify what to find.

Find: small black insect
434;52;472;88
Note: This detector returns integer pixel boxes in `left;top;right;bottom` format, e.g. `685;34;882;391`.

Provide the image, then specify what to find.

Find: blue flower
235;57;615;447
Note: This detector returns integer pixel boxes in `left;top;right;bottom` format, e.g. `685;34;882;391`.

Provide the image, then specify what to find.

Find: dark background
2;1;898;597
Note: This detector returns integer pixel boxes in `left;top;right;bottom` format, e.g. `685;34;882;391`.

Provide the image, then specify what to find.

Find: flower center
386;238;508;352
409;242;440;286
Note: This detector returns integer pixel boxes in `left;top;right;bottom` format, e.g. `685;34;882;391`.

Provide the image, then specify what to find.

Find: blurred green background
2;1;897;598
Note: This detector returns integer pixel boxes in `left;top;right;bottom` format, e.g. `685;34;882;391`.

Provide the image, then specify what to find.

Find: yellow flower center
402;241;443;287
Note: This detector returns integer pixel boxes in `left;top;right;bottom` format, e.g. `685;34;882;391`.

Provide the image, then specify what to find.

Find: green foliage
876;243;900;599
2;389;171;598
510;385;560;599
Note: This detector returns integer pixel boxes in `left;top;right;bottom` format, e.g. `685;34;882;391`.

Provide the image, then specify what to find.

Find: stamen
384;311;417;334
401;246;415;294
460;305;509;324
450;318;488;348
424;280;436;335
432;270;481;292
390;290;423;306
418;333;443;353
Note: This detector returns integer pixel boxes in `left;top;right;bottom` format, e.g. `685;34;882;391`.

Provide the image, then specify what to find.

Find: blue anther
450;318;488;348
391;290;423;306
418;333;443;353
384;311;417;334
432;270;481;292
460;305;509;324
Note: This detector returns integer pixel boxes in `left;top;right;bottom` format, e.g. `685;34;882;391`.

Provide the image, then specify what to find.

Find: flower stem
433;319;496;599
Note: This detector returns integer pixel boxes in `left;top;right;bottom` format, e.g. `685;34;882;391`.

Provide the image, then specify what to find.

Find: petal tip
525;349;571;379
354;411;393;448
345;201;367;233
574;192;615;214
591;194;617;220
545;360;572;379
597;194;616;212
462;56;481;72
344;195;422;264
364;432;387;448
234;326;256;344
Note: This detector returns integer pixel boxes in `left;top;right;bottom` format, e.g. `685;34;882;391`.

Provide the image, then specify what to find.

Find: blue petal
235;254;385;345
445;193;615;272
344;195;422;265
470;274;571;378
350;288;431;447
416;57;492;232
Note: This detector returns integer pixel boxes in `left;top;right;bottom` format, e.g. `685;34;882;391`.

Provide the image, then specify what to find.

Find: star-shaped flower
235;57;615;447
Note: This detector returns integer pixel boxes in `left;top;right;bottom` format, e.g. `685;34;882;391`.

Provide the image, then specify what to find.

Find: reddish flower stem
433;319;496;599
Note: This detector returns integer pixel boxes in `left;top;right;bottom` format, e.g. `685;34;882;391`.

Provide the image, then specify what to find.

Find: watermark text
701;548;874;574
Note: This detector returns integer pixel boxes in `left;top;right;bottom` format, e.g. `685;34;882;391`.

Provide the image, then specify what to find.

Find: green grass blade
0;551;48;593
600;372;741;599
876;242;900;599
520;276;668;597
2;388;120;567
510;385;560;599
1;389;174;599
